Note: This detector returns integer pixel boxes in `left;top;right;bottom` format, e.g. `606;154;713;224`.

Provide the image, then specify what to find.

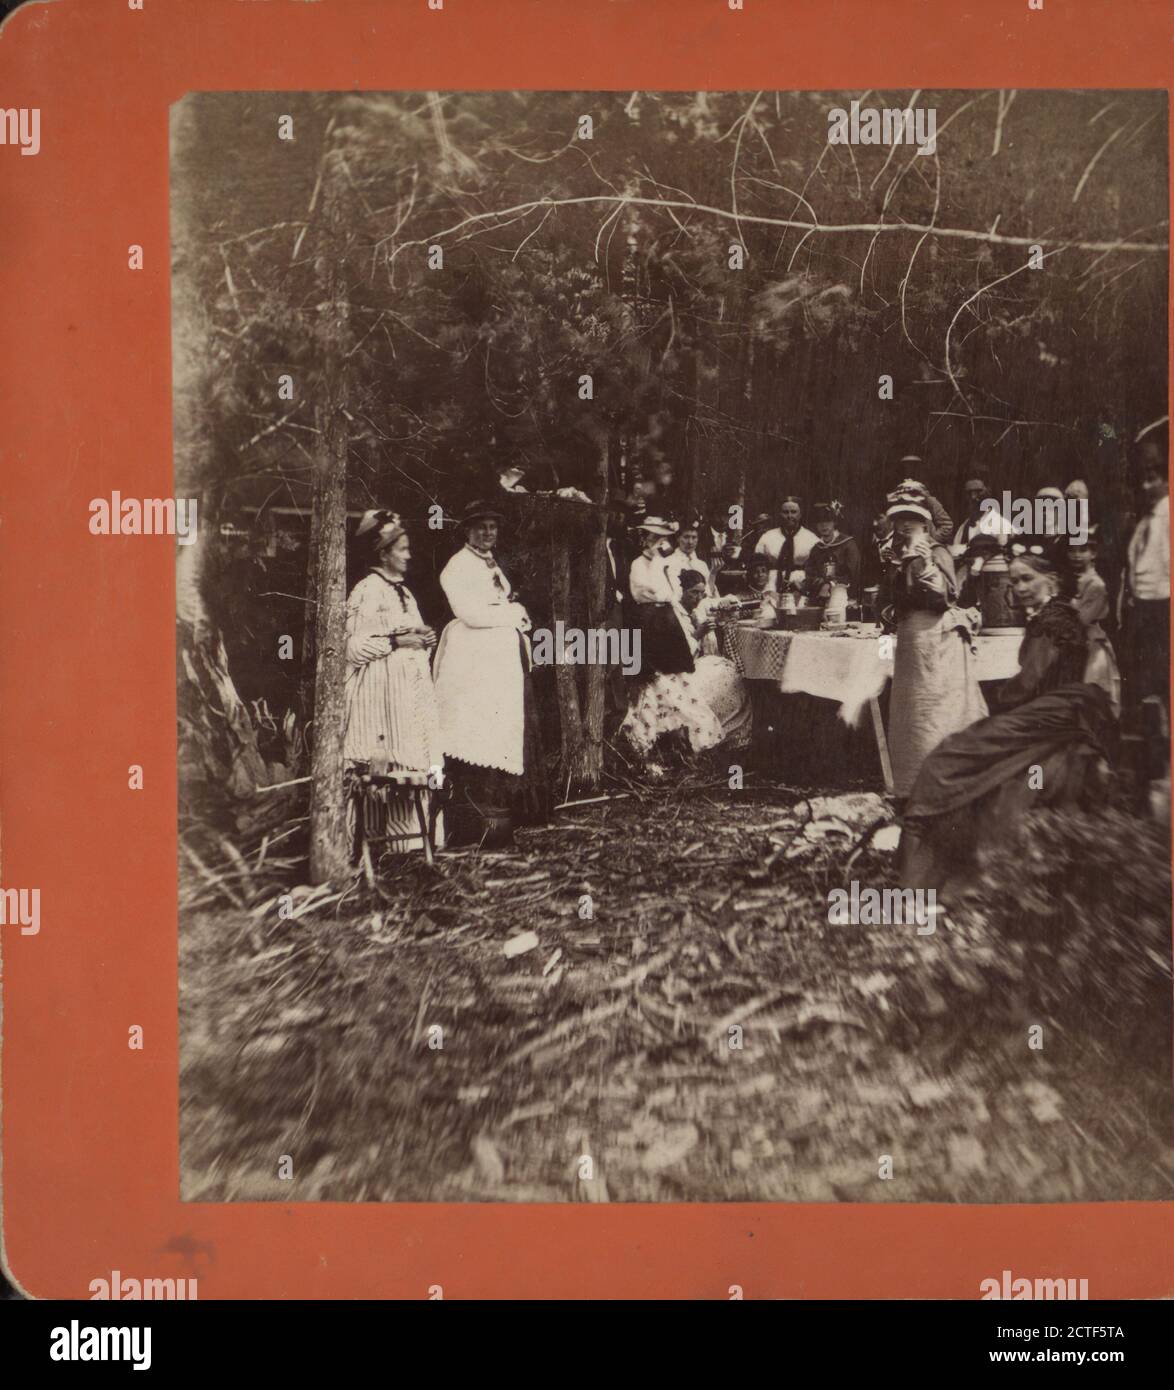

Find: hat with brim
355;509;407;551
635;516;678;537
458;500;507;528
885;501;933;524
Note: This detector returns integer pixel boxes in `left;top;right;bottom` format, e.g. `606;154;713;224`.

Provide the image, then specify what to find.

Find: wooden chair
350;769;439;879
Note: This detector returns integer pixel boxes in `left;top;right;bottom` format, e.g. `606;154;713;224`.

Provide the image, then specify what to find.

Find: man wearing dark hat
737;511;776;569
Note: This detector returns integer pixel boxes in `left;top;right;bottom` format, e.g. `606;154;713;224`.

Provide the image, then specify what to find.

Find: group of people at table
340;443;1168;902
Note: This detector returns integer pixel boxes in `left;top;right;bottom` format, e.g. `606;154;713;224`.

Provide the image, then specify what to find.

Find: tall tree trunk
299;496;320;724
171;94;268;809
308;143;352;884
551;531;584;791
738;334;753;516
681;348;699;518
573;438;611;790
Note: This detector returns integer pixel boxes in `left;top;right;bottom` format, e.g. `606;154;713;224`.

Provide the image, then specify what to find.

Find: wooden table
719;621;1023;793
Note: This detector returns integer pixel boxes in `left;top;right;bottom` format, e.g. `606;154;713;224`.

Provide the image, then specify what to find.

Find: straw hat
885;500;933;524
635;516;679;537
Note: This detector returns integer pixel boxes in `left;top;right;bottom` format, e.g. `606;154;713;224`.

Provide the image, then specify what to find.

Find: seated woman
678;566;724;656
679;569;753;745
627;517;695;675
737;554;775;600
433;500;550;843
723;554;778;621
620;568;752;762
802;501;862;607
344;511;443;854
899;554;1116;898
1068;531;1121;717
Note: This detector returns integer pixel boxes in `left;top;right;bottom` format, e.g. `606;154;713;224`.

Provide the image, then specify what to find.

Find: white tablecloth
721;622;1022;725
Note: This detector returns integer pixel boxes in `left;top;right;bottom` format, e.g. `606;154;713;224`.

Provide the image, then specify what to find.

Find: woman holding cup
881;499;987;800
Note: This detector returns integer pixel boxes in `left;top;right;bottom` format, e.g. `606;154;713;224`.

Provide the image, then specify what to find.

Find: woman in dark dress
899;554;1116;897
802;501;862;606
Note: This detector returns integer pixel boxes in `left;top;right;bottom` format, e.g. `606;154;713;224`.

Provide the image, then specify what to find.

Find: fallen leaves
1021;1081;1064;1124
948;1134;988;1177
471;1134;506;1185
503;930;540;958
180;777;1173;1206
640;1122;700;1172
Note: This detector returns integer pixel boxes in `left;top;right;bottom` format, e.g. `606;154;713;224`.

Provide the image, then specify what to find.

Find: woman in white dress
627;517;695;675
344;511;443;853
432;500;549;841
678;568;753;745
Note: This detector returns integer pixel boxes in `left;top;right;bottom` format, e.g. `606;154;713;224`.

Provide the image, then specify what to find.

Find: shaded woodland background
171;89;1168;872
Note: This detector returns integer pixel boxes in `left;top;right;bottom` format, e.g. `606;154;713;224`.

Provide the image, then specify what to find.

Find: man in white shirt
1117;443;1170;815
755;497;818;593
952;477;1016;554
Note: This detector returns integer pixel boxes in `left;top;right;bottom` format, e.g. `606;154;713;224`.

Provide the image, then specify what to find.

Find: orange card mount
1;0;1172;1301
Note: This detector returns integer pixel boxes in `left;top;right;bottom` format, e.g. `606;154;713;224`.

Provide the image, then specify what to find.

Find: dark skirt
899;682;1115;890
631;602;695;677
445;648;551;845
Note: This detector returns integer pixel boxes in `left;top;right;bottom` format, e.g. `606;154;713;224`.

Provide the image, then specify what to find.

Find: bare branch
944;245;1067;412
991;90;1017;157
387;193;1167;274
929;411;1076;431
1079;257;1146;321
1073;123;1128;203
216;221;309;249
237;407;303;454
882;92;994;214
869;90;921;191
511;205;554;261
730;91;764;251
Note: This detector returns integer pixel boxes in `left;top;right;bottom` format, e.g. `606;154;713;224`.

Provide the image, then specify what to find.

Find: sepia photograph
172;88;1171;1204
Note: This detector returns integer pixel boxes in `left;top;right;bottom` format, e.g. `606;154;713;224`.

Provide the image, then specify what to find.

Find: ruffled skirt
343;649;444;852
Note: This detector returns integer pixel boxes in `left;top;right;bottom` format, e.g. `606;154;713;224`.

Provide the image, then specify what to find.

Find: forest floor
179;771;1174;1205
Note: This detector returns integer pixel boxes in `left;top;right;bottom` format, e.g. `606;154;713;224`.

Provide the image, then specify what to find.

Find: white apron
433;546;530;775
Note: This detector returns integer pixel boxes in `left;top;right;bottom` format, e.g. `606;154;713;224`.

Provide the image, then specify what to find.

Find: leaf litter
179;776;1174;1203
